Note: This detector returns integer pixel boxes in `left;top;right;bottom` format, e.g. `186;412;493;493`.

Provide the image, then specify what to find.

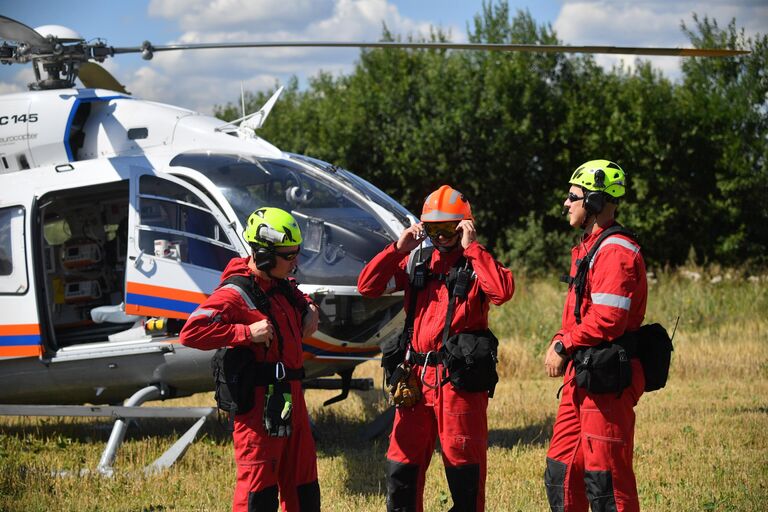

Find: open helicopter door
124;171;243;324
0;203;38;358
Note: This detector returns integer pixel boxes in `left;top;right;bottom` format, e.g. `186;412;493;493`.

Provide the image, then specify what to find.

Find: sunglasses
424;221;459;239
275;248;301;261
567;192;585;202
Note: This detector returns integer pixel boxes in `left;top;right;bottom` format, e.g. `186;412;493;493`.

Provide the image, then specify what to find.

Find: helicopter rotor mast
1;14;749;92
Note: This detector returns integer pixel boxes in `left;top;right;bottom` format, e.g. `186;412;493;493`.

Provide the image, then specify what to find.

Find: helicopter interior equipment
0;14;747;473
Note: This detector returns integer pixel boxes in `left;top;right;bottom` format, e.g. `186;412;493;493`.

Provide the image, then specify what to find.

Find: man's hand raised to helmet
395;223;427;254
458;220;477;249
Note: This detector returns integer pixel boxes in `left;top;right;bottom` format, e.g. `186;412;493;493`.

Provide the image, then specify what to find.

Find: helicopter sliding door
0;205;38;358
124;173;242;322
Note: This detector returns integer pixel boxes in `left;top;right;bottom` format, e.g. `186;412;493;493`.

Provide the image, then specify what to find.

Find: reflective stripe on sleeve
188;308;216;319
591;292;631;310
589;237;640;269
220;283;257;310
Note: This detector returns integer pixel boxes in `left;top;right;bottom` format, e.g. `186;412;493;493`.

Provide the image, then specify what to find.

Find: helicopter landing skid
0;385;215;477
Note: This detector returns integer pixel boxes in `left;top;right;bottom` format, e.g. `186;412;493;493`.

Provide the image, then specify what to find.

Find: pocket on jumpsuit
444;389;487;463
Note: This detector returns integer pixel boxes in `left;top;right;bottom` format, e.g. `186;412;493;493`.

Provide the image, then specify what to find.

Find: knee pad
544;457;567;511
445;463;480;511
385;459;419;512
584;470;617;512
248;484;278;512
297;480;321;512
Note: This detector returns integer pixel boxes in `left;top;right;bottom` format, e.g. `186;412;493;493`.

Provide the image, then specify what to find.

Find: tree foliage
215;2;767;273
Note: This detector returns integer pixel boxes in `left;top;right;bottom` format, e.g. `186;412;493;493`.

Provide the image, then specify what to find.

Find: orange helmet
420;185;472;222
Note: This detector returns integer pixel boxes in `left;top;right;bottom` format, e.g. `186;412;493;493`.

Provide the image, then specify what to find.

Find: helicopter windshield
289;154;413;228
169;153;395;286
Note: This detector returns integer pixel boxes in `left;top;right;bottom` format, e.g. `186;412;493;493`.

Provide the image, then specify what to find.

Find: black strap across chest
220;275;304;357
560;225;638;324
400;246;474;353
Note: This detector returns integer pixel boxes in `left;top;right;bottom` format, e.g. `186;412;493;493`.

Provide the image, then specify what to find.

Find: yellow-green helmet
569;160;626;198
243;207;302;247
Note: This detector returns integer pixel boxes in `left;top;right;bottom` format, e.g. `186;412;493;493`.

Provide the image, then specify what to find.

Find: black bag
572;341;633;394
440;330;499;396
631;323;674;392
380;333;408;384
211;346;257;415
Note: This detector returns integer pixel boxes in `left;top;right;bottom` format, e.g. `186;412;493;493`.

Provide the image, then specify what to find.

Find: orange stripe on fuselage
124;304;191;320
0;324;41;335
126;282;209;304
0;345;42;357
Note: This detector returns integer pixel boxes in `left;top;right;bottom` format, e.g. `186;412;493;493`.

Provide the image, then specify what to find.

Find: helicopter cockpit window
169;153;393;285
0;206;27;293
138;175;238;271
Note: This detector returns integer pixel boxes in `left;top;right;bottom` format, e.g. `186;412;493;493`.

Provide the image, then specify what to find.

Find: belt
408;351;442;366
253;362;305;385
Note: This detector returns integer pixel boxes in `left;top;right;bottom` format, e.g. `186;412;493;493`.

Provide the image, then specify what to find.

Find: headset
252;242;276;271
583;169;607;215
250;223;287;271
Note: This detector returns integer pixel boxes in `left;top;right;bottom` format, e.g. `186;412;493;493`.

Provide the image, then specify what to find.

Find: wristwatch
553;340;567;357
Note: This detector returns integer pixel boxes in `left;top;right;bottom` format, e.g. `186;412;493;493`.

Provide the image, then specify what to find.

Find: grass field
1;271;766;511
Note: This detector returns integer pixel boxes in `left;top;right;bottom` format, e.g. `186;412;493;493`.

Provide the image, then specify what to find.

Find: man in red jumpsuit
358;185;515;512
544;160;648;512
180;207;321;512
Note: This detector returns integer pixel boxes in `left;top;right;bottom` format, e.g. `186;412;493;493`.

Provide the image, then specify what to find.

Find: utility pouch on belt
622;322;674;392
388;362;422;408
381;334;408;383
440;330;499;397
572;339;635;395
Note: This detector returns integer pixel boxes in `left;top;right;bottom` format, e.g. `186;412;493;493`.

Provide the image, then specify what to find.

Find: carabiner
420;351;439;390
275;361;286;381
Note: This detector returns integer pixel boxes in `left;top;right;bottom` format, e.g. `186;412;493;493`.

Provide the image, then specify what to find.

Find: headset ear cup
584;191;605;215
254;247;276;271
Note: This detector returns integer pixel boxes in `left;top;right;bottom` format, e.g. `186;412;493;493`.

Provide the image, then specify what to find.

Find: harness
211;274;307;427
558;224;641;398
220;274;306;359
560;224;638;324
402;246;475;366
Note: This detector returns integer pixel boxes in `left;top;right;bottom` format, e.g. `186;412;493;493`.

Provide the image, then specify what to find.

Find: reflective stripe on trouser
233;385;320;512
386;364;488;512
544;359;644;512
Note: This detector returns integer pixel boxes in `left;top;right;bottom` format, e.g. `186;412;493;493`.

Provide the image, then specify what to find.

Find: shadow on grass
0;415;232;445
488;415;555;449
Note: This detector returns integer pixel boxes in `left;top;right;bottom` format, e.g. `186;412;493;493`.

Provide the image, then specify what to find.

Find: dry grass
1;273;766;511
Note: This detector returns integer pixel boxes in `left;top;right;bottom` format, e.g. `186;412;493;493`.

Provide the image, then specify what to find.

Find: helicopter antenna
216;86;284;135
240;82;245;119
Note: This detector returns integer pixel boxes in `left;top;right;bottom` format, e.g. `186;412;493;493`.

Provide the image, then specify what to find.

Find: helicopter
0;14;746;472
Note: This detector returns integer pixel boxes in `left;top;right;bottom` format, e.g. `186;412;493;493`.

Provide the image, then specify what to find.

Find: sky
0;1;765;114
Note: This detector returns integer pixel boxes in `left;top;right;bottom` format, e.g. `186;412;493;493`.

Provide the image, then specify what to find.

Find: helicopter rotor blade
0;15;51;49
78;61;130;94
109;40;749;59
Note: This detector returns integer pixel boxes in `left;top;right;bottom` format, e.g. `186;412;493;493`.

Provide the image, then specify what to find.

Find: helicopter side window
0;206;27;294
138;176;238;271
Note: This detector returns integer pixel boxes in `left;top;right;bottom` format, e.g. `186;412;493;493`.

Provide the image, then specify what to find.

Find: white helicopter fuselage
0;88;412;405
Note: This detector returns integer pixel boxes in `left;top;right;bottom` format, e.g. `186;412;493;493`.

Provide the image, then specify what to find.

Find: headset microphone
561;206;569;216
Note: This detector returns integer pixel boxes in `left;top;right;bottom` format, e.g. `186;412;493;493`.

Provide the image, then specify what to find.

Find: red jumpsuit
545;222;647;512
358;242;514;512
180;257;320;512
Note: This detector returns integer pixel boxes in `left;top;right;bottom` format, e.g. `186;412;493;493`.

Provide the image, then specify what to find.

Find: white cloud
553;0;766;80
140;0;440;112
